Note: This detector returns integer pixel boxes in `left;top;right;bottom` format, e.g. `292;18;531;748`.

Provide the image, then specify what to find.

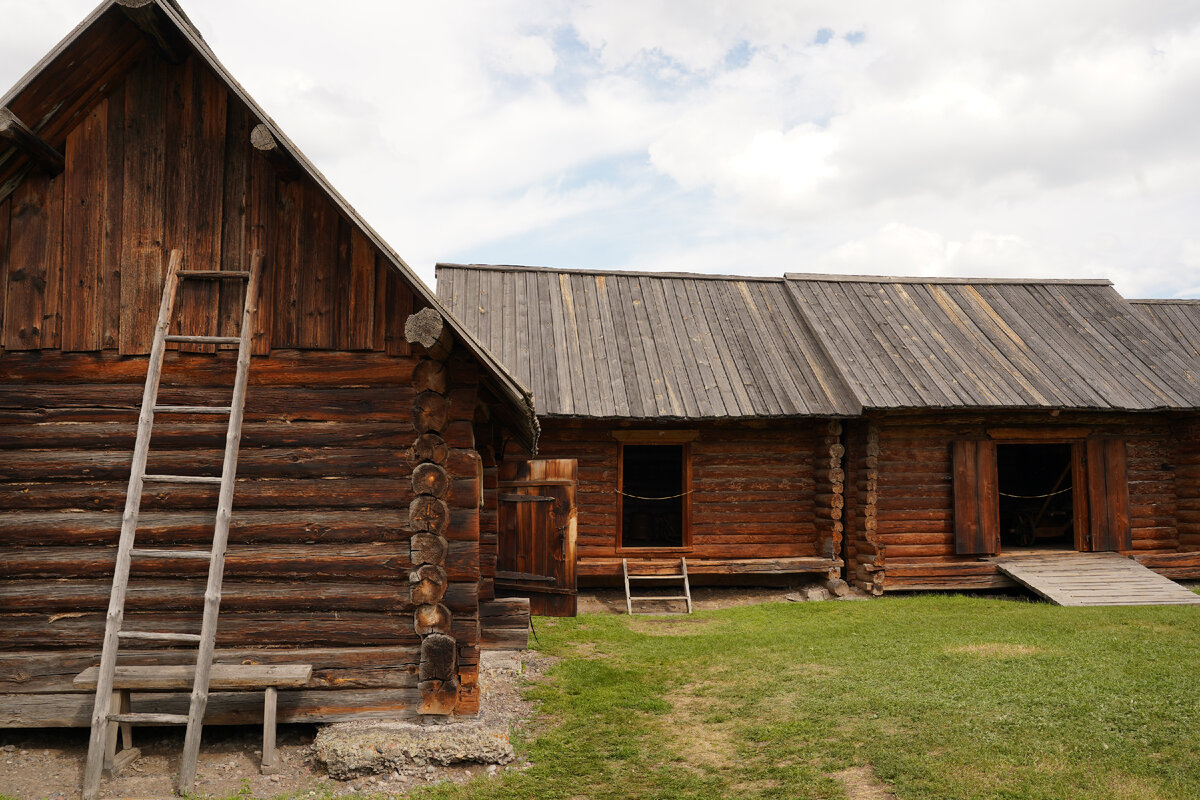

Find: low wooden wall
536;419;841;581
0;349;487;726
843;410;1190;592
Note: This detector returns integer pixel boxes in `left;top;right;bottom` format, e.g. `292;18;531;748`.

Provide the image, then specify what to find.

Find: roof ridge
784;272;1113;286
436;263;785;283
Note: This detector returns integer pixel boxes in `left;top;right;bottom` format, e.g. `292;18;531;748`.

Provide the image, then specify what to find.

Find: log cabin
1130;298;1200;562
0;0;537;728
437;264;862;612
784;275;1200;593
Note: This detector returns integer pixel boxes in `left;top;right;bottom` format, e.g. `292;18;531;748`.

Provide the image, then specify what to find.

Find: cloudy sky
3;1;1199;298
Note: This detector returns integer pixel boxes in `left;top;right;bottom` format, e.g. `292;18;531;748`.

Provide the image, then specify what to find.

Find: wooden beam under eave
251;124;302;182
116;0;187;65
0;109;65;177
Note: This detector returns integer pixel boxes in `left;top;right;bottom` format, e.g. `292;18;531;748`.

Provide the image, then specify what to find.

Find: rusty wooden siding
844;411;1181;593
437;264;860;419
533;419;841;578
0;1;534;444
785;276;1200;411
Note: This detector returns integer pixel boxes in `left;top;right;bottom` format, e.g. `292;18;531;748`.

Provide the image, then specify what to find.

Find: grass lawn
416;594;1200;800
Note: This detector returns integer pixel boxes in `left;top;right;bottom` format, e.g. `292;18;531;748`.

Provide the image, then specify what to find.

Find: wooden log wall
842;421;883;595
534;420;837;579
404;308;484;716
814;420;845;578
1174;414;1200;552
0;349;478;726
0;48;414;359
852;411;1186;592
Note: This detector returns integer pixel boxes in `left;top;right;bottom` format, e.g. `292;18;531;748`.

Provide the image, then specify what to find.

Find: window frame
615;437;693;554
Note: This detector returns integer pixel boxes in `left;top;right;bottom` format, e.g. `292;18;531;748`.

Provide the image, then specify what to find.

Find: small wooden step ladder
82;250;265;800
622;558;693;614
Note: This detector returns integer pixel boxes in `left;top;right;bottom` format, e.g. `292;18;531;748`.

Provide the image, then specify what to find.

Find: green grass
413;595;1200;800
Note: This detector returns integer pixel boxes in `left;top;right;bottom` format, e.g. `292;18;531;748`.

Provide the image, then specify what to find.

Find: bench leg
261;686;279;775
104;689;141;776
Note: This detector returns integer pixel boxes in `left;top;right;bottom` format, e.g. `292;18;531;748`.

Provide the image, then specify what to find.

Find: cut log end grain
418;678;459;716
404;308;453;360
408;495;448;534
411;462;449;499
411;359;448;395
412;391;448;435
410;564;447;605
414;604;452;636
418;634;457;682
410;533;447;566
412;433;448;465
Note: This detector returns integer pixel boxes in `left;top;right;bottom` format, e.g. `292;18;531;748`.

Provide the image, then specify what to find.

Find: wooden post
260;686;279;775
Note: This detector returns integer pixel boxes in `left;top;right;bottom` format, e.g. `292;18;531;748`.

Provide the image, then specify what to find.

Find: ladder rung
164;335;242;345
631;595;691;601
153;405;232;414
177;270;251;280
117;631;202;643
627;574;686;580
129;548;212;560
108;712;189;725
142;474;222;484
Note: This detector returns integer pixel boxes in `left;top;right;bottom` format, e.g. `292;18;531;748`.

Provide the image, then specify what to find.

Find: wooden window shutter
953;439;999;554
1085;438;1131;551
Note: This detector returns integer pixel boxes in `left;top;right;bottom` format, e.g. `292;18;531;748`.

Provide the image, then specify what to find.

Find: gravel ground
0;649;554;800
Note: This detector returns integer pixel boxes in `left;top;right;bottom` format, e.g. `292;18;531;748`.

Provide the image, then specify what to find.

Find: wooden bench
74;663;312;776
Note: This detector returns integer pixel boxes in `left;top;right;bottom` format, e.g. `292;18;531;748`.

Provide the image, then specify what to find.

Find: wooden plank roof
436;264;862;419
784;275;1200;411
0;0;538;448
1130;299;1200;365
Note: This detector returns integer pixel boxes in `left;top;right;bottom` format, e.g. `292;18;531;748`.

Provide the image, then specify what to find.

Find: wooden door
953;440;999;554
1085;438;1131;552
497;459;578;617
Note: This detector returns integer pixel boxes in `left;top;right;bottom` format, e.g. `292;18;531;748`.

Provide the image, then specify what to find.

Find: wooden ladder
622;557;693;614
82;249;264;800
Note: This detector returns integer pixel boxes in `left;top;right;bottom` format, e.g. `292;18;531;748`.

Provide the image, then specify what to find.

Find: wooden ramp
991;552;1200;607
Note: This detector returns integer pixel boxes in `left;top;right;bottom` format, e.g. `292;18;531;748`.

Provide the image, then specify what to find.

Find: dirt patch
830;765;899;800
578;583;858;615
0;650;554;799
947;643;1044;657
628;616;725;636
663;684;739;772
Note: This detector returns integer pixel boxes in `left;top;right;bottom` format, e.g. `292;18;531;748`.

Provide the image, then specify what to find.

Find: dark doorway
620;444;686;548
997;443;1075;551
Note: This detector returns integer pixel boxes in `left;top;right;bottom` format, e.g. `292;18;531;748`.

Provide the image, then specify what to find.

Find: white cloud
1;0;1199;297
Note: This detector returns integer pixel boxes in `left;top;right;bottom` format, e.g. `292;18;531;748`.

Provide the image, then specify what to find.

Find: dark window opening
998;443;1074;551
621;444;685;548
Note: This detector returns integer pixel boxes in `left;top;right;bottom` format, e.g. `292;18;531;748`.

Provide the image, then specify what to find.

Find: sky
2;1;1199;299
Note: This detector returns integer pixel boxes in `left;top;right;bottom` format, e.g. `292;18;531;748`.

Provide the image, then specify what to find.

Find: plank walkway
990;552;1200;607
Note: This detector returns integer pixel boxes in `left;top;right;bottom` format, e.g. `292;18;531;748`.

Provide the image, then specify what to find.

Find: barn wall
1175;414;1200;550
0;45;496;724
0;48;414;358
534;419;841;580
856;410;1187;591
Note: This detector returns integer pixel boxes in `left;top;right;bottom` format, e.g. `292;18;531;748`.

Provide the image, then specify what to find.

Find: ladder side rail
178;250;264;793
622;559;633;615
681;557;692;614
83;249;185;800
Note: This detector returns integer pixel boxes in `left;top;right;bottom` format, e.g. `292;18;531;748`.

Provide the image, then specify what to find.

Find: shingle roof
784;275;1200;410
1130;299;1200;366
436;264;861;419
